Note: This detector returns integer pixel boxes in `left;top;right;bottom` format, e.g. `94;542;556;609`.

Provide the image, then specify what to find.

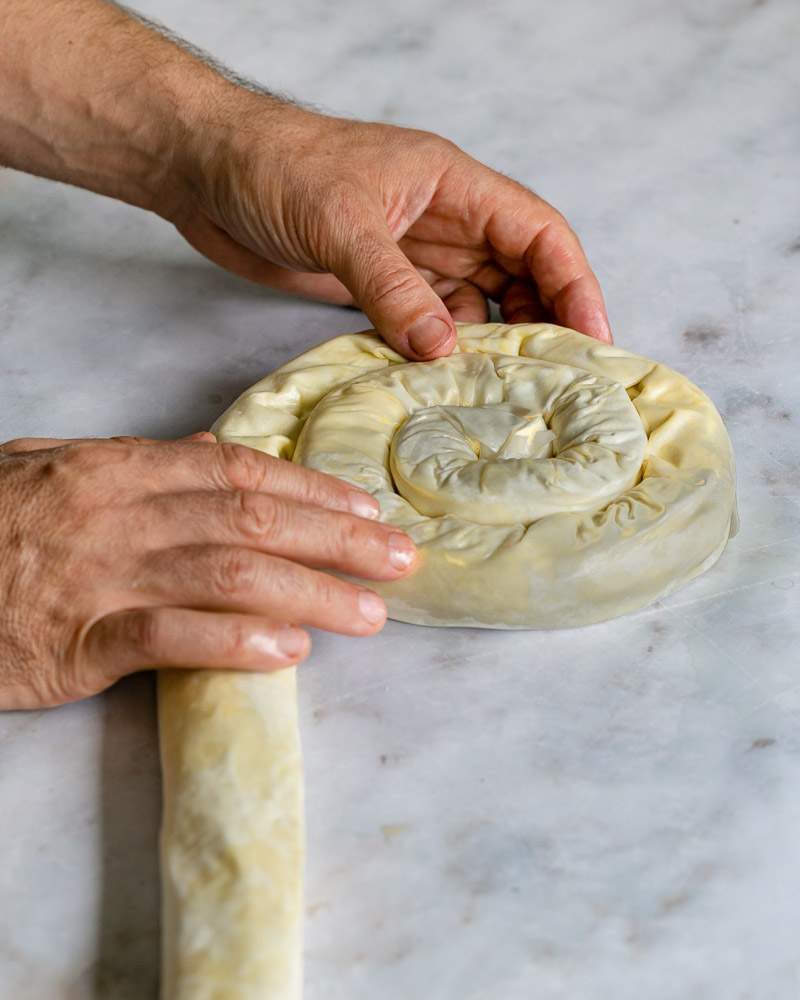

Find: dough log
159;669;303;1000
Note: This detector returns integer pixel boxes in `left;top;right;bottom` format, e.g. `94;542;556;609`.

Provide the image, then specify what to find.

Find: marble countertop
1;0;799;997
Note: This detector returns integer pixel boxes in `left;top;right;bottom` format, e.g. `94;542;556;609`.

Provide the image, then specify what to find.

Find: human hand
174;100;612;360
1;1;609;360
0;433;416;710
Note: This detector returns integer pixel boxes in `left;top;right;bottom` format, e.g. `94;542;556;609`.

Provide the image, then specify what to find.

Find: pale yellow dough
213;321;737;628
159;323;736;997
159;668;302;1000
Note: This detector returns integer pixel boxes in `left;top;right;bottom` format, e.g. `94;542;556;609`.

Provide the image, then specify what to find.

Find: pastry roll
212;322;737;628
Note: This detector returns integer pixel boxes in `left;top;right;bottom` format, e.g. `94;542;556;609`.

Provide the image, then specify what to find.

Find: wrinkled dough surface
159;668;303;1000
299;352;648;525
213;322;736;629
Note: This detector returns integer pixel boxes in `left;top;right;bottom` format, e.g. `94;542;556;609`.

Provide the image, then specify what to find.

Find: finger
116;440;380;520
524;220;612;343
399;234;485;279
0;431;212;456
201;443;381;519
140;490;417;580
399;235;513;303
469;261;514;300
84;606;310;682
330;207;457;360
500;279;548;324
139;545;388;636
441;282;490;323
485;183;612;343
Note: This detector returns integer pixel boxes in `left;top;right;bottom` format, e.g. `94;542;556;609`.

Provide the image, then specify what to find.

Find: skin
0;0;611;709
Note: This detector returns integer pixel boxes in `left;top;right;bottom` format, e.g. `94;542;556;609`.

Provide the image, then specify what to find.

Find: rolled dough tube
158;323;736;997
159;669;303;1000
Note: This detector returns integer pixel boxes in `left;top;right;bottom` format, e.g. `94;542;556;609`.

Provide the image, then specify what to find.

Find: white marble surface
1;0;799;997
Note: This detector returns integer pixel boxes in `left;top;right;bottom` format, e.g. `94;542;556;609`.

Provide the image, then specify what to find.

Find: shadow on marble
0;220;372;442
90;676;161;999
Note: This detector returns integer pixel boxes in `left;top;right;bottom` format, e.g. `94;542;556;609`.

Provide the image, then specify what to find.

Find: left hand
0;431;417;710
172;99;612;360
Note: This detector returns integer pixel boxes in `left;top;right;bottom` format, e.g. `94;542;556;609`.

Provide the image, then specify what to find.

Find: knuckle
43;449;111;513
220;620;253;663
218;442;266;491
60;440;127;472
235;491;285;541
365;264;422;309
61;441;101;466
541;209;573;243
552;206;573;230
213;548;259;599
332;514;367;561
27;456;86;514
420;130;459;157
393;125;456;156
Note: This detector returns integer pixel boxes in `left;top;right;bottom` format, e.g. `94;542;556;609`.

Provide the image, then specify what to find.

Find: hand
0;1;610;360
0;433;417;710
175;101;612;360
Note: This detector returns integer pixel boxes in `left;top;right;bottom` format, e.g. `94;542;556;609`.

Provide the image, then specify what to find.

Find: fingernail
358;590;387;625
276;627;309;660
406;316;452;357
184;430;214;441
592;311;613;344
388;532;416;571
349;491;380;520
249;628;308;661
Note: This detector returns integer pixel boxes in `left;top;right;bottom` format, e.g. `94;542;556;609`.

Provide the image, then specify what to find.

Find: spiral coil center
295;352;648;527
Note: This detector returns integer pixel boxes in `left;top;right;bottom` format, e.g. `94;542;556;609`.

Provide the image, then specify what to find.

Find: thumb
330;211;457;360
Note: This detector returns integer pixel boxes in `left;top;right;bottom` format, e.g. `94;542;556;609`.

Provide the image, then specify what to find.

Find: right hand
175;102;612;360
0;432;417;710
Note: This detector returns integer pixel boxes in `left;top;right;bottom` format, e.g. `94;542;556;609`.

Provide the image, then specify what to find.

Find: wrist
172;85;316;224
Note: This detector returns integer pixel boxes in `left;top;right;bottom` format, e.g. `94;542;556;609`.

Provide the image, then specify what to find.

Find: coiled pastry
214;322;737;627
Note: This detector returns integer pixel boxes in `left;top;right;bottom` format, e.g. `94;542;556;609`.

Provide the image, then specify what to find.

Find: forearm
0;0;256;216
